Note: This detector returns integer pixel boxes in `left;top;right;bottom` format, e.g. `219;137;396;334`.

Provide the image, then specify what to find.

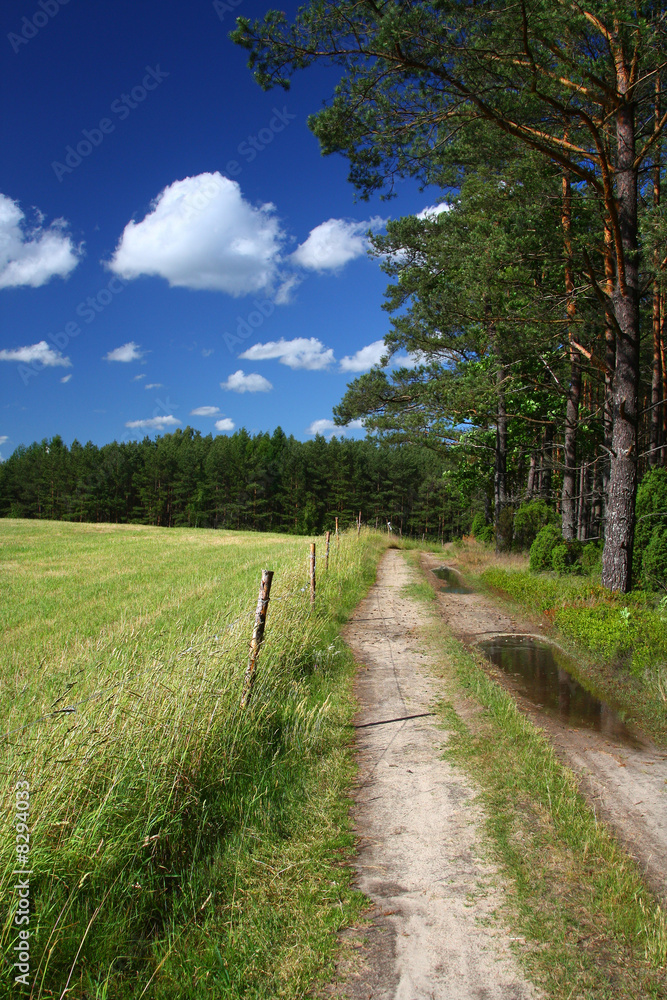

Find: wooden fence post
240;569;274;708
335;516;339;546
310;543;316;610
325;530;330;570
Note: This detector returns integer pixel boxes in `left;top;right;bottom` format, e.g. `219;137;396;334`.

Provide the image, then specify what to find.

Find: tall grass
1;520;386;998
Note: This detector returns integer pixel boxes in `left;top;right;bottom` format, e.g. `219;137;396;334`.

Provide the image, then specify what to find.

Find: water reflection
433;566;473;594
478;634;638;745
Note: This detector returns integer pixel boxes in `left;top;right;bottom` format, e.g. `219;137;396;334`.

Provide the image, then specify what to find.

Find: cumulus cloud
0;194;82;289
221;369;273;393
215;417;235;432
416;203;450;220
104;342;145;363
107;173;285;296
0;436;8;445
60;374;72;383
125;415;180;430
190;405;221;416
240;337;334;371
339;339;387;373
292;217;384;272
307;418;364;438
0;341;71;368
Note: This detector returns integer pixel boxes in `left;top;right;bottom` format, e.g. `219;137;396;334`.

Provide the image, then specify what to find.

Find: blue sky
0;0;441;459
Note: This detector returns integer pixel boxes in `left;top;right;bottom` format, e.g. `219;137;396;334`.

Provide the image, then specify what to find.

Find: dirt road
421;551;667;903
324;549;541;1000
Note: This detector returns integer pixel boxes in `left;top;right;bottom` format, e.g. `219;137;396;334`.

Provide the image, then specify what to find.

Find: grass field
1;519;387;999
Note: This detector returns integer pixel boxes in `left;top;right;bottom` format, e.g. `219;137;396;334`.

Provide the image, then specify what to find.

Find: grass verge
1;520;387;999
447;539;667;745
408;557;667;999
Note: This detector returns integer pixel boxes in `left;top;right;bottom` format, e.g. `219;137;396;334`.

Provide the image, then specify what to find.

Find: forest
0;429;466;538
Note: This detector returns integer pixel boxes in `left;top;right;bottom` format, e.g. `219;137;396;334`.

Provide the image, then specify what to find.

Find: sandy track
324;549;540;1000
421;551;667;904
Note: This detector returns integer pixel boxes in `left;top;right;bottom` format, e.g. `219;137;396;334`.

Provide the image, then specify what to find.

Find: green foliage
470;512;494;544
496;505;515;552
642;527;667;592
580;542;602;576
529;524;562;572
634;468;667;585
0;430;458;540
513;500;558;551
551;538;583;575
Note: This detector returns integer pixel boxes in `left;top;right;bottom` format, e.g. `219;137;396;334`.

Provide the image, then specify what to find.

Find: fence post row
310;542;316;610
240;569;274;708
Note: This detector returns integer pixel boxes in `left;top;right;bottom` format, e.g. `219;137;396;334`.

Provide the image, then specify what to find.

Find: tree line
0;429;467;538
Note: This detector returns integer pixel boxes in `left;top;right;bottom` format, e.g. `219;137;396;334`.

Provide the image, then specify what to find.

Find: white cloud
60;374;72;383
221;369;273;393
240;337;334;371
416;203;450;220
201;348;214;357
292;216;384;272
0;341;71;368
132;373;146;381
0;436;8;446
215;417;235;432
125;415;181;430
104;341;145;363
145;383;163;389
107;173;285;296
190;405;221;416
308;418;364;438
339;339;387;373
0;194;82;289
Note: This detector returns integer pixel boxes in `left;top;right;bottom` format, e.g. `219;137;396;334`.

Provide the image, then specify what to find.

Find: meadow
1;520;387;999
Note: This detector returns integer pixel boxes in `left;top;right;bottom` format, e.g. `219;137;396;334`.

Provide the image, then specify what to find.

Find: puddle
433;566;473;594
477;634;639;746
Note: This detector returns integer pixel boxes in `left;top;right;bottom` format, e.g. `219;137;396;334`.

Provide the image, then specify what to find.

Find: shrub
529;524;562;571
642;527;667;592
470;512;486;537
496;505;515;552
513;499;558;550
634;468;667;581
551;538;583;574
580;542;602;576
471;512;494;545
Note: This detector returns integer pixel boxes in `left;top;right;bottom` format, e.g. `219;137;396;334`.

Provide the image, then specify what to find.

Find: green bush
642;527;667;591
497;505;515;552
513;499;558;550
580;541;602;576
551;538;583;574
634;468;667;581
529;524;562;571
471;512;494;544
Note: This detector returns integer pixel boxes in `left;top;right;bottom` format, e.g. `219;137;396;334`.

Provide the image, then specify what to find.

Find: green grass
0;520;387;999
